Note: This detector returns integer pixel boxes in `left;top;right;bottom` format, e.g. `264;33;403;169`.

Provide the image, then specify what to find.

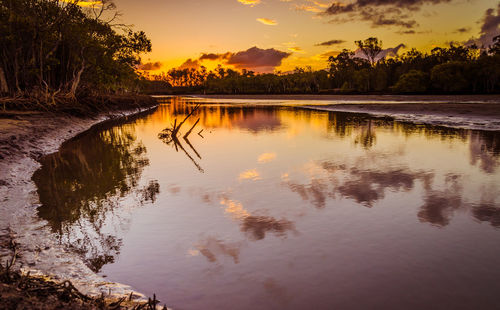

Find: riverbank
194;94;500;102
192;94;500;131
0;94;162;308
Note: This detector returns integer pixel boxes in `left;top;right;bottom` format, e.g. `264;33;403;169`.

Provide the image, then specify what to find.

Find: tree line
144;37;500;95
0;0;151;103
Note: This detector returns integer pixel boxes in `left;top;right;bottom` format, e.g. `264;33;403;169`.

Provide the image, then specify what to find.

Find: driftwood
158;104;204;173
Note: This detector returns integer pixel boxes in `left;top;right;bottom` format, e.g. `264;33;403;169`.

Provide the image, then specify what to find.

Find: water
33;97;500;309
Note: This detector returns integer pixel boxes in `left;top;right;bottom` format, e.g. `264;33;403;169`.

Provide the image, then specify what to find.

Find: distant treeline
144;37;500;95
0;0;151;103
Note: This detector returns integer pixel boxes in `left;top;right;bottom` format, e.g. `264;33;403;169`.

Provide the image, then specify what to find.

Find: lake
33;97;500;310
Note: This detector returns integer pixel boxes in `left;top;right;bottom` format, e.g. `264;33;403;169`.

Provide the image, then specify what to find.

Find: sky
94;0;500;73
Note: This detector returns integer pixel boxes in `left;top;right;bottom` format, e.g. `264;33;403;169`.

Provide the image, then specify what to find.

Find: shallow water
33;97;500;310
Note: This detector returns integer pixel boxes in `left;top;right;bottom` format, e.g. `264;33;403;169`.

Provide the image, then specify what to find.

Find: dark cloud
323;0;453;29
397;30;416;34
191;47;291;73
466;4;500;48
178;58;200;70
199;52;232;61
319;50;342;59
316;39;346;46
225;47;291;72
455;27;471;33
138;61;162;71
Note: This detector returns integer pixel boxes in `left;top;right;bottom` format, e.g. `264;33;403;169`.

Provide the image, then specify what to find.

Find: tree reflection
241;216;295;241
33;121;151;272
472;204;500;227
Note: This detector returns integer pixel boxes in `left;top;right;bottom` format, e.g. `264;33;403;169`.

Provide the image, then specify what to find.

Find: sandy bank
0;95;158;302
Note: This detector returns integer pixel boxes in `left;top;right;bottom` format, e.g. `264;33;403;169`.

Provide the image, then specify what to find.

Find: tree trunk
0;66;8;94
69;59;85;97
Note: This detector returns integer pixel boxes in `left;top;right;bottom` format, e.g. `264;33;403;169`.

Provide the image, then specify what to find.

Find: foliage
393;70;429;93
0;0;151;101
143;37;500;95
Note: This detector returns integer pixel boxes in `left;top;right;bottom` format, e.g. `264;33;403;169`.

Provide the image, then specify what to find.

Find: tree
393;70;428;93
355;37;383;66
431;61;468;92
0;0;151;101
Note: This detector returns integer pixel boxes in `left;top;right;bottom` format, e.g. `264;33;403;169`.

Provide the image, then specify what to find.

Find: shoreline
192;94;500;102
0;95;159;305
189;94;500;131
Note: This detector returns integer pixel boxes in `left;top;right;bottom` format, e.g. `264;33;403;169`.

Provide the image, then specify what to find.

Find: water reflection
33;116;156;272
33;97;500;310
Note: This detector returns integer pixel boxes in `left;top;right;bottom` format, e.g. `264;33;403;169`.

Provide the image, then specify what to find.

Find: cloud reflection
239;169;261;181
258;152;277;163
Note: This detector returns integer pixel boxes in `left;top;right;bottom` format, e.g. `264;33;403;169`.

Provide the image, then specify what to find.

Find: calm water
33;97;500;310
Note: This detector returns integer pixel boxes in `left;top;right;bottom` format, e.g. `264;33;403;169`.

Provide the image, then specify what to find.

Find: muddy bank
190;94;500;131
194;94;500;102
0;95;158;302
303;102;500;131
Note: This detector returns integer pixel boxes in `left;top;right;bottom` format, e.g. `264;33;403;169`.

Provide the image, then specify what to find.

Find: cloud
257;18;278;25
454;27;471;33
178;58;200;70
199;53;231;61
322;0;454;29
187;47;291;73
60;0;102;7
316;39;346;46
466;4;500;48
319;50;342;59
226;46;291;72
293;0;330;13
238;0;261;6
288;47;305;53
138;61;162;71
294;4;323;13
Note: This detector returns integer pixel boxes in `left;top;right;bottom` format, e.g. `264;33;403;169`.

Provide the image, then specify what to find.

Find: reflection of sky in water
35;97;500;310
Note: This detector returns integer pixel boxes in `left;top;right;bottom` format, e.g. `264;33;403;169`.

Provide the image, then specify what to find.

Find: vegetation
0;0;151;106
144;36;500;95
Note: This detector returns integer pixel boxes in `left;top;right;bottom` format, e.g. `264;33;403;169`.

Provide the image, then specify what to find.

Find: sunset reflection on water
35;97;500;310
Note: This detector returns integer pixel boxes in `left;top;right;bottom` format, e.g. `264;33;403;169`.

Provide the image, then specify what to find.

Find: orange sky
85;0;500;73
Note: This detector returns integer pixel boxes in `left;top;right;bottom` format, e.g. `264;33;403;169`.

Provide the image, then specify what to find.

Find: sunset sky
108;0;500;73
